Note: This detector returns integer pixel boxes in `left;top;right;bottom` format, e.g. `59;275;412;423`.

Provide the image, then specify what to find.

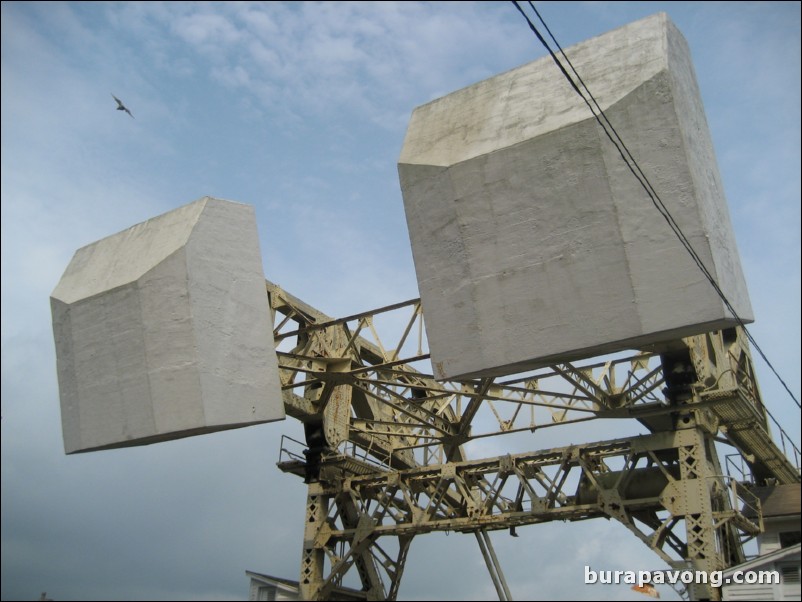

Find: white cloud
2;2;799;601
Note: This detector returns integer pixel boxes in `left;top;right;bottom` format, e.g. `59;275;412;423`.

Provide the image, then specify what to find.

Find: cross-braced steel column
676;427;722;601
300;484;329;600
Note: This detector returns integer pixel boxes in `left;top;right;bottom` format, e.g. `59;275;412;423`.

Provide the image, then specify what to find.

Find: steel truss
267;282;800;601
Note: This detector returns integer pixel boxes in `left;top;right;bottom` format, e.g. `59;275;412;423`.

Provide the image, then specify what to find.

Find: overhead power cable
511;1;800;409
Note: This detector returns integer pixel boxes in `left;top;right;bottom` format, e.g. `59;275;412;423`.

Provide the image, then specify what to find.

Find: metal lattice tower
268;281;799;601
50;13;801;602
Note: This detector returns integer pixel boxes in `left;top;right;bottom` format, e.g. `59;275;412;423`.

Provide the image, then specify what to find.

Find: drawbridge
50;12;800;602
269;281;799;601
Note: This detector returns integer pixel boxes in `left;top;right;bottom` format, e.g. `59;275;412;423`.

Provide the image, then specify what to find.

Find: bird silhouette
111;94;134;118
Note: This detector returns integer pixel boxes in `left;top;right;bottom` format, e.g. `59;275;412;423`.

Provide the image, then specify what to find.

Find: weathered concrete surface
398;13;753;380
51;197;284;454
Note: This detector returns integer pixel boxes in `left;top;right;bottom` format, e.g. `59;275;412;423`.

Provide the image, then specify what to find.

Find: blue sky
1;2;799;600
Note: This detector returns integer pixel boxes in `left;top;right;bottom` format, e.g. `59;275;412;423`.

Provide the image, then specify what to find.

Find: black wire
511;1;801;409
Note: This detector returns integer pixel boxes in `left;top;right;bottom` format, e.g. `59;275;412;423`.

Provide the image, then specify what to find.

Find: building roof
246;570;369;601
743;484;801;519
246;571;300;592
722;543;801;577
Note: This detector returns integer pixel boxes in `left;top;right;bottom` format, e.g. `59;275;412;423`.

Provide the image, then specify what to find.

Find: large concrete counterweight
51;197;284;454
398;13;753;380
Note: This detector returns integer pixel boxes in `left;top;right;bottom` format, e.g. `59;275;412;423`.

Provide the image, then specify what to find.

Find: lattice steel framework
267;281;800;601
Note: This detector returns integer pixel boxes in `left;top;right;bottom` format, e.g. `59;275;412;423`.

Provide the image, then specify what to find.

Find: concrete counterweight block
51;197;284;454
398;13;753;381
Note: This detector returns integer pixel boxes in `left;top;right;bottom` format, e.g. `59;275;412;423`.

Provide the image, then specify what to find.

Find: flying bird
111;93;134;118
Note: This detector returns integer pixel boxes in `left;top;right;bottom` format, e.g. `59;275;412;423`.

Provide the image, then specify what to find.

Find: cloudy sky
1;1;799;601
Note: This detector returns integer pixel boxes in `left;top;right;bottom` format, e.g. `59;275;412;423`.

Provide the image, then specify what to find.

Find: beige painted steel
51;197;284;454
398;13;753;380
269;281;798;600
